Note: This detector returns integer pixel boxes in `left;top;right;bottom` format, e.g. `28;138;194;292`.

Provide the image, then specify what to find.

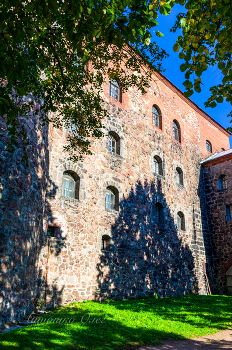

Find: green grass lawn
1;295;232;350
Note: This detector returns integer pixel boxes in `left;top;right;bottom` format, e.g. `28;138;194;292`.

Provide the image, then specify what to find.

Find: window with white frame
62;171;80;199
109;79;121;102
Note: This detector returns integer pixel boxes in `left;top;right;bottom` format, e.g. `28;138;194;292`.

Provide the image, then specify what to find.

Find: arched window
62;171;80;199
206;140;212;153
153;156;163;175
226;205;232;221
177;211;185;231
152;105;162;129
106;186;119;211
218;175;227;190
109;79;121;102
108;131;120;155
221;148;225;151
102;235;111;251
154;203;164;225
173;120;181;142
176;167;183;186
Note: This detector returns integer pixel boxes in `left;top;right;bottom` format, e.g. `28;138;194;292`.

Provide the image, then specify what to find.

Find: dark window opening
226;205;232;221
106;186;119;211
206;140;212;153
177;211;185;231
153;156;163;175
176;167;183;186
102;235;111;251
173;120;181;142
47;226;59;237
108;131;120;155
154;202;164;225
152;105;162;129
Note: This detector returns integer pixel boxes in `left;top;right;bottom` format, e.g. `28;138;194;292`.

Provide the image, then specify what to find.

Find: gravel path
139;329;232;350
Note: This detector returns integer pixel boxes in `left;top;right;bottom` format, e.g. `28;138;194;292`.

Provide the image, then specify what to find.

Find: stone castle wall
38;73;230;306
0;107;52;325
202;154;232;294
0;71;230;325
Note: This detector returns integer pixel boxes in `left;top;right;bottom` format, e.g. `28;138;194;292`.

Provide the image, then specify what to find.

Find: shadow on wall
198;166;216;294
0;110;65;326
96;180;198;300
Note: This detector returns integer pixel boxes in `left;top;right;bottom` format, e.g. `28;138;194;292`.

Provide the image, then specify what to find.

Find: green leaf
155;31;164;37
160;6;169;16
183;80;193;89
210;101;217;108
218;62;225;70
194;85;201;93
180;63;187;72
216;96;223;103
183;90;194;97
180;18;186;27
173;43;180;52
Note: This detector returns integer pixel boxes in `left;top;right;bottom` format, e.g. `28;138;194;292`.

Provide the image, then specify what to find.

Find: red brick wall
104;72;230;158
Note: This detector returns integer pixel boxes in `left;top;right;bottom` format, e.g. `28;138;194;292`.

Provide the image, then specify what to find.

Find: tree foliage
0;0;175;161
172;0;232;129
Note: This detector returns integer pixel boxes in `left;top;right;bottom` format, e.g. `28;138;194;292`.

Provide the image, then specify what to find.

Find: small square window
47;226;58;237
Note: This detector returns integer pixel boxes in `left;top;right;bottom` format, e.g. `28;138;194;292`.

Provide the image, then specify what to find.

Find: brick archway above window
56;160;87;202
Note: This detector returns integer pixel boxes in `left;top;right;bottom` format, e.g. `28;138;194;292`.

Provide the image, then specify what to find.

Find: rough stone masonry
0;70;230;326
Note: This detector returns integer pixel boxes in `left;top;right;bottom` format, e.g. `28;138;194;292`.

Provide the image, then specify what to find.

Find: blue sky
152;4;232;146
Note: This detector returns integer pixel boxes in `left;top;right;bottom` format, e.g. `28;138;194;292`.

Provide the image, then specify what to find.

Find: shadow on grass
110;294;232;331
0;295;232;350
